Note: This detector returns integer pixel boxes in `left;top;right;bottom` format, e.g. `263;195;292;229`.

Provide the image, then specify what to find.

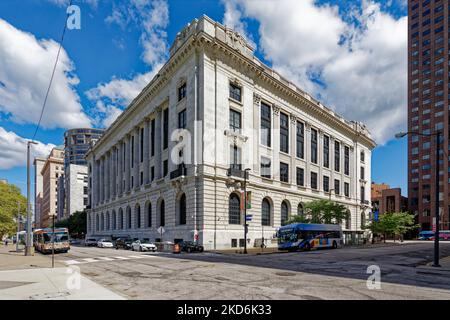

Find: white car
97;239;114;248
131;240;157;252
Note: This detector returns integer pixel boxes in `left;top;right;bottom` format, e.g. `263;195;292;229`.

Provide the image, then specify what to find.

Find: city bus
277;223;343;251
33;228;70;254
419;230;450;241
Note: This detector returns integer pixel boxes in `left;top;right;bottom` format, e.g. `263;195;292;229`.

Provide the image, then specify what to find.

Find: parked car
97;239;114;248
179;241;204;253
115;237;133;250
84;238;98;247
131;239;157;252
69;239;81;245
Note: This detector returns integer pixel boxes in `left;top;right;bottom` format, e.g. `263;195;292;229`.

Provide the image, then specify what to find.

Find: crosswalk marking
113;256;130;260
97;257;115;261
64;260;82;265
82;258;98;263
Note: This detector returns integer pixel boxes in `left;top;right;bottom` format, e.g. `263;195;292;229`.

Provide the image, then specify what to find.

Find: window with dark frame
360;150;365;162
229;82;242;102
296;121;304;159
230;145;241;170
229;193;241;225
323;135;329;168
178;109;186;129
311;172;318;190
280;112;289;153
163;160;168;177
229;109;241;133
344;146;349;175
344;182;349;197
261;102;271;147
131;135;135;168
163;109;169;149
280;162;289;183
334;179;340;195
261;157;271;178
334;141;340;172
140;127;144;162
151;119;155;157
360;166;365;180
296;167;304;186
178;83;186;101
323;176;329;192
311;129;318;163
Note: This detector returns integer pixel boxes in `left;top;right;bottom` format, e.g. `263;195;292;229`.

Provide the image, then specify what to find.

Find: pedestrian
4;239;8;246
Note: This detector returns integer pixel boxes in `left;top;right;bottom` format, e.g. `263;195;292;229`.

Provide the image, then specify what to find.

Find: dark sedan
179;241;204;253
115;237;133;250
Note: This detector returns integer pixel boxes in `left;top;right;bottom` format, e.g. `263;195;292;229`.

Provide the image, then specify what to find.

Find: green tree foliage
0;182;27;239
55;210;86;238
285;200;349;225
364;212;418;242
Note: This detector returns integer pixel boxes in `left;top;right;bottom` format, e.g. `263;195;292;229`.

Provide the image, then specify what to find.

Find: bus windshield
43;232;69;243
278;228;297;244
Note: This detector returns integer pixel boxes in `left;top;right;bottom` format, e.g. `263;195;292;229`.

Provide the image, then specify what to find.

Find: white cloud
87;0;169;127
0;127;55;170
223;0;407;144
0;18;91;129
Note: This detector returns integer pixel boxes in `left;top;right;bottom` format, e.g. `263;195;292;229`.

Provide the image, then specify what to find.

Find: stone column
99;157;104;203
143;119;150;184
290;114;297;184
305;123;311;188
118;142;123;196
125;134;131;192
111;148;116;199
253;94;261;174
134;127;140;188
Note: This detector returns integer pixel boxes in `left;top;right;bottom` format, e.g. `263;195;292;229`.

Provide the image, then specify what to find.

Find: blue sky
0;0;408;197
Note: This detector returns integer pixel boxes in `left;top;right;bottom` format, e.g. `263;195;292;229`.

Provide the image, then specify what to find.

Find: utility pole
243;168;251;254
25;140;37;256
52;214;55;268
16;201;20;252
433;131;441;267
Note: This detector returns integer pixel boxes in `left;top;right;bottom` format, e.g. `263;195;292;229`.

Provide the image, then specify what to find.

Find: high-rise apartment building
64;128;104;169
33;157;46;228
408;0;450;231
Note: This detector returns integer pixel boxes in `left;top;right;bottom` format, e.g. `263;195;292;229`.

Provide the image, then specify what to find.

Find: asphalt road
52;242;450;300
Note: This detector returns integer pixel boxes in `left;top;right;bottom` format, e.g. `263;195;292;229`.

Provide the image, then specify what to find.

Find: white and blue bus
277;223;343;251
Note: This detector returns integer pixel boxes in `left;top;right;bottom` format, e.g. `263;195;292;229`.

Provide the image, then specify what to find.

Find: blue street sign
246;215;253;221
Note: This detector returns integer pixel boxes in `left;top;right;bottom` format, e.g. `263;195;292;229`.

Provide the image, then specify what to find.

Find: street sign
246;215;253;221
157;226;165;235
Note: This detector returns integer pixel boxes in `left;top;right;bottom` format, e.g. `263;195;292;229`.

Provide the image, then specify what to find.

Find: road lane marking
83;258;99;263
64;260;82;265
97;257;115;261
113;256;130;260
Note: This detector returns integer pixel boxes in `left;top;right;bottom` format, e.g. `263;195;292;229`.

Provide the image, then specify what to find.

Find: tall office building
33;157;46;228
408;0;449;231
64;128;104;169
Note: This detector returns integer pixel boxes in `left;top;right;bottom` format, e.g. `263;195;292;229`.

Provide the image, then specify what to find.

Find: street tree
364;212;418;242
55;210;87;238
0;182;27;239
286;200;349;225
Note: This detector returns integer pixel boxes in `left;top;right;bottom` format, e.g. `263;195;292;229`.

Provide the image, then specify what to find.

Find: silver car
131;240;157;252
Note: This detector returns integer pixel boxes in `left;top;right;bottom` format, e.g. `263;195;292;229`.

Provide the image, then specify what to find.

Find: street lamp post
243;168;251;254
395;130;441;267
25;140;38;256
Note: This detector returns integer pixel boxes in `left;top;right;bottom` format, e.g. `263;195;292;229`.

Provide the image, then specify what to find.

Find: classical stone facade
86;16;376;249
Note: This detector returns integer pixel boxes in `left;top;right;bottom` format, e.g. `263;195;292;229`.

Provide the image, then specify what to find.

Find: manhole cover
275;272;296;277
29;291;70;300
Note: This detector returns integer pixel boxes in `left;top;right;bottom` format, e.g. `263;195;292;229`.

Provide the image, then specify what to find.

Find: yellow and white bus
33;228;70;254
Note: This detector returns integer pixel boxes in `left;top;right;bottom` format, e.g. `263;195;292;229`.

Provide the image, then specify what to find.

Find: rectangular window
296;121;304;159
280;162;289;183
140;127;144;163
280;112;289;153
163;160;168;177
360;166;365;180
163;108;169;149
344;182;349;197
122;142;126;172
360;186;365;202
323;176;329;192
230;145;241;170
334;179;340;195
150;166;154;181
261;157;271;179
323;135;329;168
229;82;242;102
296;167;304;186
131;135;135;168
344;146;349;175
178;83;186;101
261;102;271;147
178;109;186;129
334;141;340;172
311;172;318;190
151;119;155;157
311;129;318;164
140;171;143;186
229;109;241;133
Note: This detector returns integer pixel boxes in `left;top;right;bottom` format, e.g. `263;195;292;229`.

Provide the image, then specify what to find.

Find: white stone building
86;16;376;249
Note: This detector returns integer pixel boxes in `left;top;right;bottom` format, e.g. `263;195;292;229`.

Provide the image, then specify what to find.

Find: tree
364;212;418;242
285;200;349;225
55;210;87;238
0;182;27;239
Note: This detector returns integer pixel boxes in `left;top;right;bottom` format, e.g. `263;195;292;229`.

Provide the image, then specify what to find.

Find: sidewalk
418;256;450;272
0;244;124;300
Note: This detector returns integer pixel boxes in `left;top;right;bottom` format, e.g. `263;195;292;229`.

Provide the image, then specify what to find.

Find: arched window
360;212;366;228
346;210;351;229
281;201;289;225
101;213;105;231
146;202;152;228
106;212;110;230
118;208;123;229
135;204;141;229
179;194;186;225
261;198;271;226
297;203;304;216
96;214;99;231
127;206;132;229
159;200;165;227
229;193;241;224
112;210;116;230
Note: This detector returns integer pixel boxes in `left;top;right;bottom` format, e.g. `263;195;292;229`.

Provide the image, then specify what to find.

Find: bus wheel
332;241;338;249
304;243;311;251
